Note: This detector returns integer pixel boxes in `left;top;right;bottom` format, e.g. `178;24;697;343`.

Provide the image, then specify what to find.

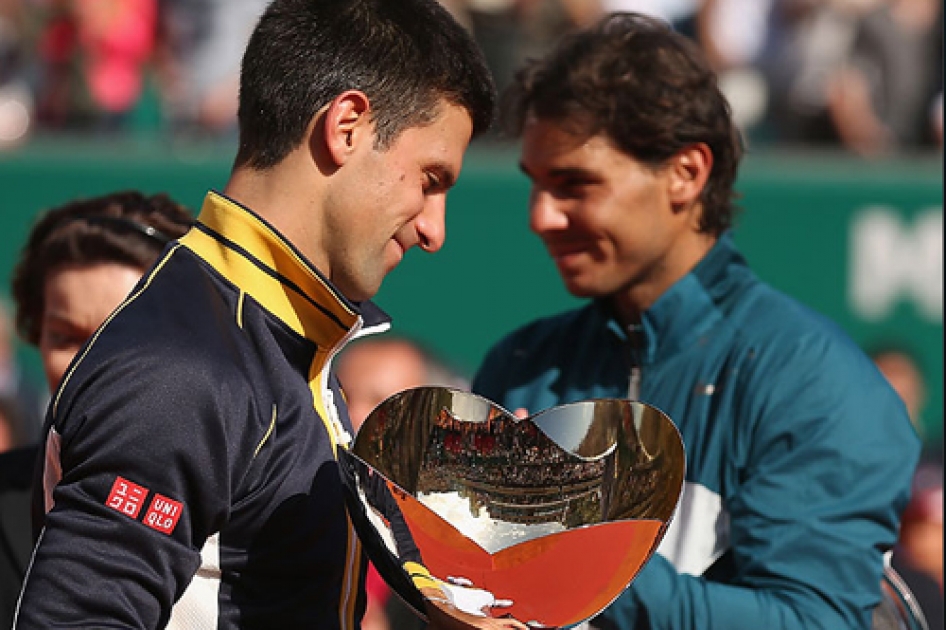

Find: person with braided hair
1;189;193;630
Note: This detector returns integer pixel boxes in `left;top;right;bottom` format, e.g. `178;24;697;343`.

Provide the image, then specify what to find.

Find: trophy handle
872;562;930;630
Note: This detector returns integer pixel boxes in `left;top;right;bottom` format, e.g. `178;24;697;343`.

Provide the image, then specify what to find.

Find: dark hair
234;0;496;169
11;191;194;345
502;12;743;235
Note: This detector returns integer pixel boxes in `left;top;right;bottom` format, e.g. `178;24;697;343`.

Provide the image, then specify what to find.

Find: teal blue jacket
473;233;919;630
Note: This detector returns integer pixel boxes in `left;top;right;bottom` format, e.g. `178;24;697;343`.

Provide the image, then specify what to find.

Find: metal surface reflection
872;565;930;630
338;387;685;629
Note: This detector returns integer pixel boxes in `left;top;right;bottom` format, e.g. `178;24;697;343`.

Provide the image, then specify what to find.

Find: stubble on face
522;120;676;303
323;104;472;303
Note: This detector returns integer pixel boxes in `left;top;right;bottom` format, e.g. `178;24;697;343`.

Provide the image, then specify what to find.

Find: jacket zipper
626;322;644;400
628;365;641;400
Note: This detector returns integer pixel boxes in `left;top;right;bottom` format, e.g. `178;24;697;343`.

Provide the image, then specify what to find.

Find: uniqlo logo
143;494;184;535
106;476;148;519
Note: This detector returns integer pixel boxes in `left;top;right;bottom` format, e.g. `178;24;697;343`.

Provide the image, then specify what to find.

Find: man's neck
223;157;329;273
609;231;718;327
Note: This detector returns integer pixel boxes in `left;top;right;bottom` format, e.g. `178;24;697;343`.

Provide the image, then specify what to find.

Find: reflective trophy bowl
338;387;685;628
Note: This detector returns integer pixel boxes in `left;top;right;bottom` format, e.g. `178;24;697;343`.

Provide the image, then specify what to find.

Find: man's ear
320;90;372;167
667;143;713;210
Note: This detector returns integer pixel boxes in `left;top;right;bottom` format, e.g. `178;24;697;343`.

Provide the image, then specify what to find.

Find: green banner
1;142;941;445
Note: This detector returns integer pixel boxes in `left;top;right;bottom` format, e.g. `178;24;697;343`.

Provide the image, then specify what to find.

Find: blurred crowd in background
0;0;942;156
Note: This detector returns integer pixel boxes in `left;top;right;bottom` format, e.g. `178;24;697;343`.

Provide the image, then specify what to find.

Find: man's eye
424;172;441;192
45;330;85;349
554;179;593;198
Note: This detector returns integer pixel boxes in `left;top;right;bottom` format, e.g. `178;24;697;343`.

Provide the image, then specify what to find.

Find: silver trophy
338;387;685;628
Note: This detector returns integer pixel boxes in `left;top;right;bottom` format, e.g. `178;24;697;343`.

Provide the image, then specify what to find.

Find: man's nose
529;189;568;234
416;196;446;253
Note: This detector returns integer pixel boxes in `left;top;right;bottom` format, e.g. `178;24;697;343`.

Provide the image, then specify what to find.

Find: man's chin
556;264;599;295
561;277;608;299
336;278;381;304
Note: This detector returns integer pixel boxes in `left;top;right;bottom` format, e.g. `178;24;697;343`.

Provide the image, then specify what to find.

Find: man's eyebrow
42;309;77;325
519;162;595;180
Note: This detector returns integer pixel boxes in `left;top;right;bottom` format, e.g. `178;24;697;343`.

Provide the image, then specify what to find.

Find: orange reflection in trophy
390;482;663;627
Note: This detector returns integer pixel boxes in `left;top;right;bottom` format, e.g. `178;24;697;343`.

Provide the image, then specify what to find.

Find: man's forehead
521;122;615;169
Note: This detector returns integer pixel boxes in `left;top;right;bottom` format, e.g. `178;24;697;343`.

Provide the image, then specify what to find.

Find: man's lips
545;242;589;260
394;238;408;256
386;238;408;271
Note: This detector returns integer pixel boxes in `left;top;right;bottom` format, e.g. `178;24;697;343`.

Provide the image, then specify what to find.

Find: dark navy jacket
16;192;389;629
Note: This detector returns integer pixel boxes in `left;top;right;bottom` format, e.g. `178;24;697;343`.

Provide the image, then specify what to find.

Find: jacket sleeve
473;329;555;413
14;354;262;629
594;338;921;630
471;339;512;403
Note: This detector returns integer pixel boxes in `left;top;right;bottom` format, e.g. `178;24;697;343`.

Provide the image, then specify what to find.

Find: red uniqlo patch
143;493;184;535
106;476;148;519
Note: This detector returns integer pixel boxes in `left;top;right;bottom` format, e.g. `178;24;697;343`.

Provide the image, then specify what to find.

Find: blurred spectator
871;344;927;428
438;0;597;98
0;300;46;444
898;463;944;588
446;0;944;154
0;388;29;628
0;0;34;148
516;0;601;78
0;393;26;452
869;342;942;461
826;0;943;156
0;190;193;630
6;0;943;154
0;444;34;630
335;334;468;630
337;335;468;432
692;0;776;137
694;0;775;72
869;342;944;628
25;0;267;138
599;0;698;27
35;0;158;132
155;0;268;138
755;0;944;155
11;190;193;388
892;462;944;628
76;0;157;127
760;0;879;147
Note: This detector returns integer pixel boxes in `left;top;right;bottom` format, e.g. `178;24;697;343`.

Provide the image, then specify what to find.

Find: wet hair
234;0;497;169
11;190;194;345
502;12;743;235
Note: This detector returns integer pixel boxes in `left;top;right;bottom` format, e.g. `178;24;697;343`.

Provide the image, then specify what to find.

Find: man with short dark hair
473;13;920;629
14;1;502;628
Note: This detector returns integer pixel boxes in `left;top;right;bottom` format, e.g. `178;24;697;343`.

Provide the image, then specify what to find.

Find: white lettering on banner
850;207;943;322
